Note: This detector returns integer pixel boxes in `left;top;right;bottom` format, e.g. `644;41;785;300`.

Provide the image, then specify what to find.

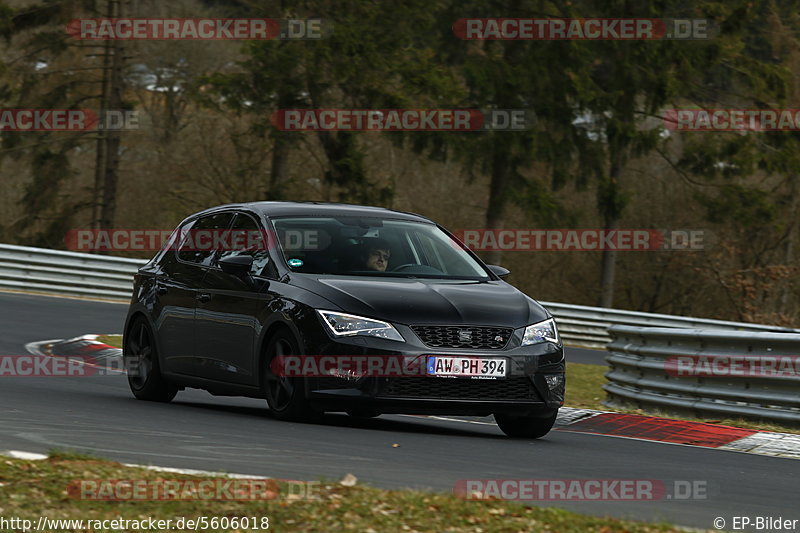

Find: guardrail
0;244;145;301
604;326;800;424
540;301;798;349
0;243;795;347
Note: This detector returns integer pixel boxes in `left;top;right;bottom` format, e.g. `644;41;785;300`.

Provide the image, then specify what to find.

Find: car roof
192;201;434;223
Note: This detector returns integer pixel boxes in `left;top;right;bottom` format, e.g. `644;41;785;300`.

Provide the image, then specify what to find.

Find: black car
123;202;565;438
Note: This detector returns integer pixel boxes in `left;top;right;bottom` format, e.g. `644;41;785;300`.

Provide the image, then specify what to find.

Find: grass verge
96;334;123;347
0;452;686;532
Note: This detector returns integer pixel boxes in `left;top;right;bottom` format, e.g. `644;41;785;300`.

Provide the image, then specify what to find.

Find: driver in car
362;238;391;272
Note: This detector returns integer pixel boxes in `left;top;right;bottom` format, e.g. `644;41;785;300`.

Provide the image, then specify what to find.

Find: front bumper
302;322;566;416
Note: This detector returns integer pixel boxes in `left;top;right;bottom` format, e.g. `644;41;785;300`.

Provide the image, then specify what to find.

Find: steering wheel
391;263;444;274
391;263;420;272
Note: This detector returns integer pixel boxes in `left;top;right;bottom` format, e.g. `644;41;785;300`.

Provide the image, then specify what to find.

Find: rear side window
149;219;193;267
177;212;234;266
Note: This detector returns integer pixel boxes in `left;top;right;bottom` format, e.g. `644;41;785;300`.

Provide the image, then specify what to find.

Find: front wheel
263;329;319;422
495;410;558;439
124;318;177;402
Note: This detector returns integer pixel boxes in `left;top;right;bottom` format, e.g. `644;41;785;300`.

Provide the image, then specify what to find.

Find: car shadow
167;398;518;440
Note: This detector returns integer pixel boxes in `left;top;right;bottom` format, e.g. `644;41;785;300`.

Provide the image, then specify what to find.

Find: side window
218;213;277;278
177;212;234;266
151;219;194;268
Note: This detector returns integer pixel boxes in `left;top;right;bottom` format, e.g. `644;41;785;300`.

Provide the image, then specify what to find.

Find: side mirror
219;255;254;277
487;264;510;279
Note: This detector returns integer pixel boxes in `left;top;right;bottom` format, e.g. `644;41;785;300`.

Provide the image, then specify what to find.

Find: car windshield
270;216;490;280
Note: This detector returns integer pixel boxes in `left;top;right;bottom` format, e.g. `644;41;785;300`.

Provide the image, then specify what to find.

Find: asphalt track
0;291;796;530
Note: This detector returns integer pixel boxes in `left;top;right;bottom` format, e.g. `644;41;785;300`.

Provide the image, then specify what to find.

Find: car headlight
521;318;560;345
317;310;405;342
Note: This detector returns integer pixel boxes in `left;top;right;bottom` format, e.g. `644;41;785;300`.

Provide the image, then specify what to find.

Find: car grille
379;377;537;401
411;325;513;350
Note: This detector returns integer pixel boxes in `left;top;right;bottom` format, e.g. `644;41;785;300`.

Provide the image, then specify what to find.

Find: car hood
291;275;549;328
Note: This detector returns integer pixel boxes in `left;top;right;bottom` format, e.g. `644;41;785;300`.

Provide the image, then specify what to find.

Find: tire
124;317;178;402
262;329;319;422
346;408;381;418
495;410;558;439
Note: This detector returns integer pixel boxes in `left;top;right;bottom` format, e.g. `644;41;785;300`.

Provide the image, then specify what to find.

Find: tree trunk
779;174;797;315
598;149;625;308
306;72;367;204
484;137;511;266
267;131;290;200
90;2;113;232
315;130;367;203
98;0;124;233
599;217;619;307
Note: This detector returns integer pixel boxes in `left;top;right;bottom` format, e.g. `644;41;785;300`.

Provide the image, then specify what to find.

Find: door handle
196;293;211;303
156;283;167;295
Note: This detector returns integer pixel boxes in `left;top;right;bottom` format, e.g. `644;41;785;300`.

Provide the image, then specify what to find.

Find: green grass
565;362;800;435
0;454;688;532
96;334;122;347
564;362;610;409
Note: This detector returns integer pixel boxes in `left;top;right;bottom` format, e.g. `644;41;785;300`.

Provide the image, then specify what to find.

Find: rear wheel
263;329;319;422
124;318;177;402
495;410;558;439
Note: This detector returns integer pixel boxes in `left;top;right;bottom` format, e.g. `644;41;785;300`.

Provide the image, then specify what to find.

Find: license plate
426;356;507;379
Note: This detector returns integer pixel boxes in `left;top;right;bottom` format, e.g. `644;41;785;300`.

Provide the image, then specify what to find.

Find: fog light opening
544;374;564;390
